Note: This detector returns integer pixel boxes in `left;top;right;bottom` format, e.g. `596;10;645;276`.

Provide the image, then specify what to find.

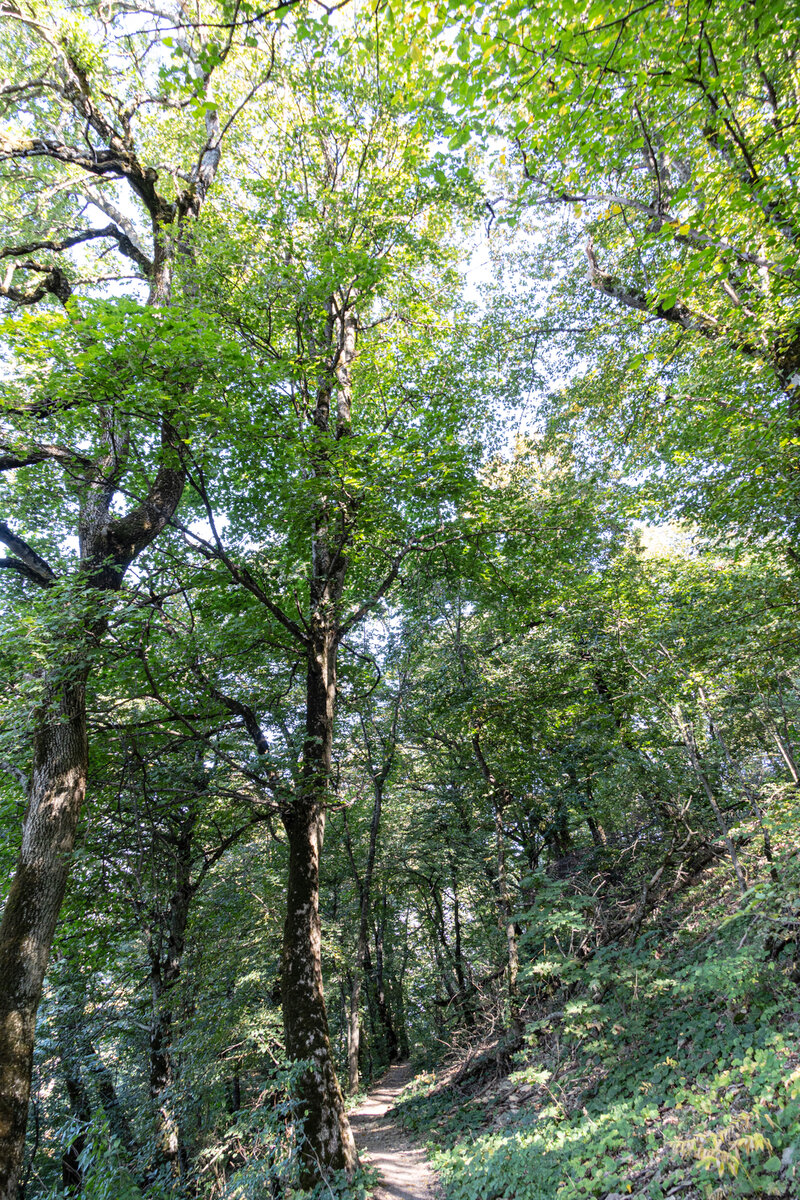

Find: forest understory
1;0;800;1198
392;821;800;1200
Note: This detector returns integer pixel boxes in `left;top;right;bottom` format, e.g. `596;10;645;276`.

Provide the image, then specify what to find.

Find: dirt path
349;1064;440;1200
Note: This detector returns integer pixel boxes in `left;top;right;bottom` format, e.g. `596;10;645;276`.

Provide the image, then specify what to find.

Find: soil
349;1064;441;1200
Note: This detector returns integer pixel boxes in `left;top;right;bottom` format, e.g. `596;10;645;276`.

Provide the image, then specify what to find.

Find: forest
0;0;799;1198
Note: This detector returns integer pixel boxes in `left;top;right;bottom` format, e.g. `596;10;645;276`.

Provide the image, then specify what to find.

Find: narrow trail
349;1064;440;1200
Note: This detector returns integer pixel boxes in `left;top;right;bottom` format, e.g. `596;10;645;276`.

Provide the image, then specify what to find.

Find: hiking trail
349;1063;440;1200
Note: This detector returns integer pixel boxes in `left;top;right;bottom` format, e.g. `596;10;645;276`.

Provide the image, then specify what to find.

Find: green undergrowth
394;847;800;1200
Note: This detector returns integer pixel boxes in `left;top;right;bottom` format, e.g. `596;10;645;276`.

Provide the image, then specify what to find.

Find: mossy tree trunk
0;675;89;1200
280;303;359;1185
281;629;357;1188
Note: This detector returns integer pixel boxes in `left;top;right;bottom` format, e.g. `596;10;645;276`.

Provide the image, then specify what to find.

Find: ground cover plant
394;831;800;1200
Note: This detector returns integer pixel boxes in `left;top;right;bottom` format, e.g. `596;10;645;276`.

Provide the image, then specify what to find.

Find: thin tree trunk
495;800;523;1046
676;705;748;896
372;905;400;1063
342;721;396;1094
223;984;243;1117
699;688;778;881
424;884;459;1008
225;1072;241;1116
450;867;474;1030
387;918;411;1061
471;733;523;1046
58;1014;93;1194
61;1077;91;1194
84;1041;139;1164
388;973;410;1063
148;812;195;1179
54;972;142;1188
342;796;378;1094
0;673;88;1200
346;969;361;1097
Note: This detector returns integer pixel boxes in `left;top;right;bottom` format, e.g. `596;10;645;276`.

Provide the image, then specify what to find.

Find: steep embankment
391;840;800;1200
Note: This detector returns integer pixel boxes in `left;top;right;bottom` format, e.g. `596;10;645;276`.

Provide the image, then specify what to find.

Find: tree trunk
59;1034;92;1194
148;974;184;1177
388;971;410;1063
372;910;400;1063
450;869;476;1031
346;970;361;1097
148;813;195;1179
495;801;523;1047
387;924;411;1062
0;673;88;1200
699;689;778;882
471;733;523;1046
278;295;359;1185
0;438;183;1196
342;732;394;1095
84;1041;139;1165
675;705;748;896
225;1072;241;1116
281;795;357;1188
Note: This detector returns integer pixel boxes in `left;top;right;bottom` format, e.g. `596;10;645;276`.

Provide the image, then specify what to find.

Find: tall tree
0;0;267;1188
102;18;485;1180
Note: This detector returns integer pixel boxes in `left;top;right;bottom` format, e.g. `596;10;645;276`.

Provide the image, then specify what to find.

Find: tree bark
0;20;222;1188
675;704;748;896
281;631;357;1188
372;906;400;1063
699;688;778;882
84;1041;139;1166
0;674;88;1200
471;733;523;1046
60;1040;92;1194
278;295;359;1186
0;440;184;1198
347;970;362;1098
342;695;400;1094
147;811;195;1179
281;794;357;1187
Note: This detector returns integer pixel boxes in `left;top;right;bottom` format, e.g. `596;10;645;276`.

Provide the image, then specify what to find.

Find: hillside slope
393;829;800;1200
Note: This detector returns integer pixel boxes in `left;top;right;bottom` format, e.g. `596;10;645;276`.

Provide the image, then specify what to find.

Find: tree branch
585;237;718;338
0;441;93;472
0;224;152;276
0;523;56;585
0;260;72;305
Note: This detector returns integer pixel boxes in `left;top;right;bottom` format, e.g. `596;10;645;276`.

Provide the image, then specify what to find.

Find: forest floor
389;833;800;1200
349;1064;441;1200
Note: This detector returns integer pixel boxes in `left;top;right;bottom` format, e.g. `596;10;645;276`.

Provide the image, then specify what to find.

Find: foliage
395;843;800;1200
1;1;800;1198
